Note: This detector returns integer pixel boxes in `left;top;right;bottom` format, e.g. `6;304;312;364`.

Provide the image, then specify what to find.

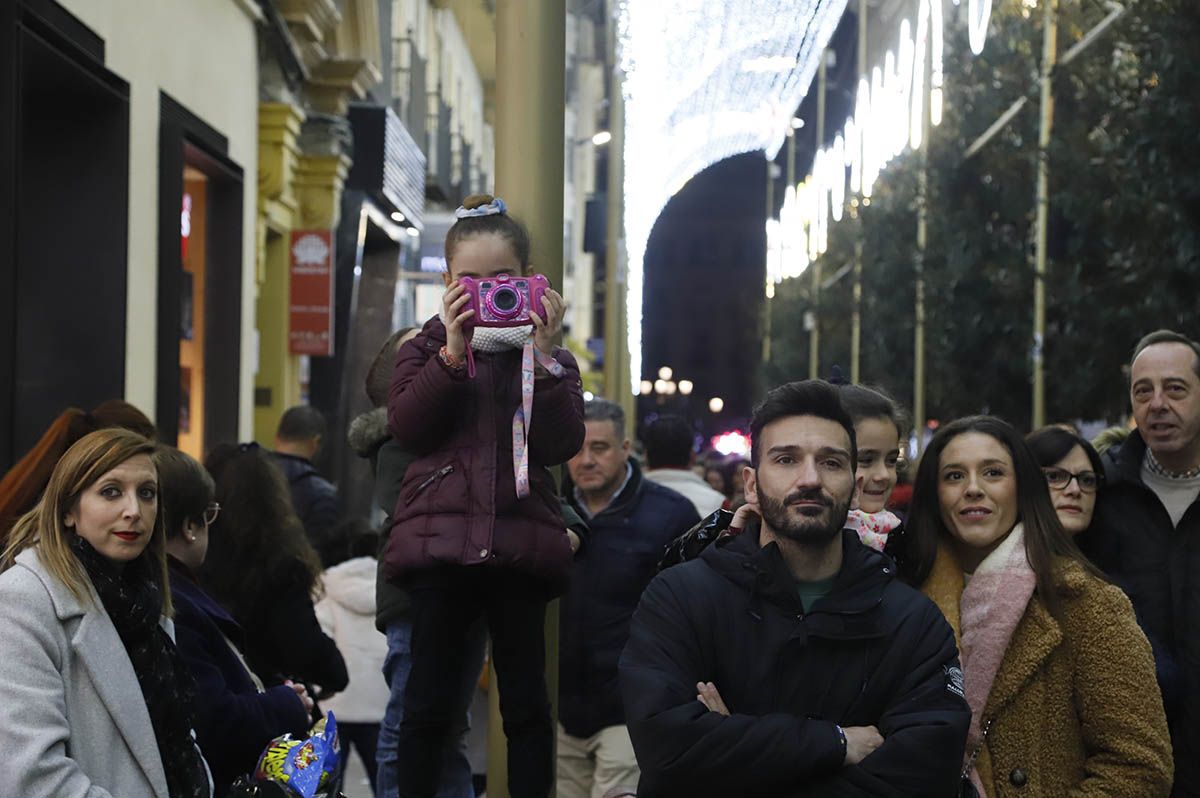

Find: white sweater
315;557;389;723
644;468;727;518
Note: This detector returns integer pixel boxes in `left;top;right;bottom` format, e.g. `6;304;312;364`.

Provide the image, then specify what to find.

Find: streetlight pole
809;51;827;381
850;0;867;384
1032;0;1058;430
913;12;932;457
763;152;775;366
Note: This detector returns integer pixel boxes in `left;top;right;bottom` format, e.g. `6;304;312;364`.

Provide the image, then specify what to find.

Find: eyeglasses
1042;467;1100;493
203;502;221;526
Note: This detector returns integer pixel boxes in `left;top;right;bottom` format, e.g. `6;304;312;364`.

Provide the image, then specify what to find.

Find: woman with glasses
1027;425;1182;737
156;446;313;797
1025;427;1105;538
903;416;1171;796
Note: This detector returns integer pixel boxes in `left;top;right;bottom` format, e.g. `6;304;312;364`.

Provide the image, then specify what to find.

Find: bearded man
619;380;970;798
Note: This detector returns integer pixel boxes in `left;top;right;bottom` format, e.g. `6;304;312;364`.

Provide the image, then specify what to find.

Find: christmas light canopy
618;0;850;391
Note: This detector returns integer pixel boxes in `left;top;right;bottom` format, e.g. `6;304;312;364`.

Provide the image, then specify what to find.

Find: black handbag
657;508;735;571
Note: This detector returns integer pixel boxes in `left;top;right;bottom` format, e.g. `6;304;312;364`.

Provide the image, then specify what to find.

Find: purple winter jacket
382;316;585;597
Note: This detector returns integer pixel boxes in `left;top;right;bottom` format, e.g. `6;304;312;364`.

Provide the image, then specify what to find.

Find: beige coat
923;543;1172;797
0;547;208;798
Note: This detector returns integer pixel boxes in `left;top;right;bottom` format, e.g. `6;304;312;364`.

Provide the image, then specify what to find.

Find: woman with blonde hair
0;428;210;798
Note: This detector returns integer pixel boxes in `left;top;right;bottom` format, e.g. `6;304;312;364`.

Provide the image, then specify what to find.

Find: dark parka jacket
560;459;700;738
1090;429;1196;794
347;406;589;632
273;452;342;567
169;560;310;797
620;529;970;798
383;317;586;597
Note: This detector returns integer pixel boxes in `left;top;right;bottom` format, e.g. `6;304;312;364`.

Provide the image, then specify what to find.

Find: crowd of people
0;193;1195;798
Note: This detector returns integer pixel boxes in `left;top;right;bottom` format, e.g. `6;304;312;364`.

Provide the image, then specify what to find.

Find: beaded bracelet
439;345;466;372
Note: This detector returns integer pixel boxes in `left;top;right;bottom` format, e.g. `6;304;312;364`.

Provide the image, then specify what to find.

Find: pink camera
459;273;550;328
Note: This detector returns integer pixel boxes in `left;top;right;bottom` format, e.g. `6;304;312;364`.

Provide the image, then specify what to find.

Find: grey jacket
0;546;207;798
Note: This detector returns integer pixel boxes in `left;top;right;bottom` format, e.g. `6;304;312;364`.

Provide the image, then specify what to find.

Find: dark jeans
339;721;380;792
377;617;484;798
397;568;552;798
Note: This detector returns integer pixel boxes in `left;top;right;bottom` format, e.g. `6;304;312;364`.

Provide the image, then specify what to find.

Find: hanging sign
289;230;335;356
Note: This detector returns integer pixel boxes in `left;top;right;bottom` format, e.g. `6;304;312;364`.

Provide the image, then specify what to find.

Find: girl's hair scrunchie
455;197;507;219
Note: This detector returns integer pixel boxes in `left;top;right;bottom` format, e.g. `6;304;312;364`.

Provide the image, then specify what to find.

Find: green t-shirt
796;575;838;613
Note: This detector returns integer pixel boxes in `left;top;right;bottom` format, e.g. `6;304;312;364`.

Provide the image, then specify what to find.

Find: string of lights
769;0;995;293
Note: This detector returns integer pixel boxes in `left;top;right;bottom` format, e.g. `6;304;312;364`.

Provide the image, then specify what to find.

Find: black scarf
70;536;210;798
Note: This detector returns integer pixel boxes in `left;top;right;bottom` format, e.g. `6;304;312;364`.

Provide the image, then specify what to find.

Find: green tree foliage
766;0;1200;430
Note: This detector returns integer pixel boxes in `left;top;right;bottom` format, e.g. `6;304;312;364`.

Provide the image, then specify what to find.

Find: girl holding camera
385;194;585;798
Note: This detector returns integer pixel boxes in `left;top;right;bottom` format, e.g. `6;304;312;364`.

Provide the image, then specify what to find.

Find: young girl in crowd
351;325;486;798
836;383;906;558
0;428;210;798
201;443;348;697
904;416;1172;796
316;525;389;793
385;194;585;798
157;446;312;797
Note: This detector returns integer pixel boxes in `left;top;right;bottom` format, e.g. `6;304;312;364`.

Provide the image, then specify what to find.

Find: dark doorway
0;1;130;471
156;95;245;455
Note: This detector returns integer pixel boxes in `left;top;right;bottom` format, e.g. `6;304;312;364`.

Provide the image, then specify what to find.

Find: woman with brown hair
0;399;156;542
200;442;347;696
903;416;1172;796
0;428;209;798
157;445;313;796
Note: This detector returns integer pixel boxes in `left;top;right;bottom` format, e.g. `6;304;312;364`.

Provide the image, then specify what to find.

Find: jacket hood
348;407;390;457
321;557;378;615
701;528;895;620
1102;428;1148;487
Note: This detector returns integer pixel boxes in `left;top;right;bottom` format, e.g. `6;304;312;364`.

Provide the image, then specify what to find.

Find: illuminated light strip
957;0;996;56
769;0;994;288
618;0;850;392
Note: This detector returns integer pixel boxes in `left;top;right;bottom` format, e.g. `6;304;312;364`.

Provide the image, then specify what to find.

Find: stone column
489;4;567;797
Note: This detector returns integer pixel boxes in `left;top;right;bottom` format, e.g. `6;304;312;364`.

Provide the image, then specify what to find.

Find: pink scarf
958;524;1036;797
846;508;902;552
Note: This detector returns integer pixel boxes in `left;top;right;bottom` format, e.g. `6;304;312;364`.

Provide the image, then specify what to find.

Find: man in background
642;414;726;517
558;399;700;798
274;405;341;565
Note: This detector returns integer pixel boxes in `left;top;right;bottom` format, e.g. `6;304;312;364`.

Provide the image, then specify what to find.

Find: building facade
0;0;260;468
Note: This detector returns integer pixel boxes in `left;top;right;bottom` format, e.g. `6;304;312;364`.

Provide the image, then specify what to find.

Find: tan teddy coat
922;543;1173;797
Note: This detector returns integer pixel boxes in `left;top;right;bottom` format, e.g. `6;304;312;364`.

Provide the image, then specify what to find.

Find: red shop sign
289;230;335;356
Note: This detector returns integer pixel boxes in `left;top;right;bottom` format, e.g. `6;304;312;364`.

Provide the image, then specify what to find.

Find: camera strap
512;338;565;498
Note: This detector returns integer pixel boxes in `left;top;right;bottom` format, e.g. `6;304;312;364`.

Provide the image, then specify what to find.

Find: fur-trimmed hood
347;407;389;458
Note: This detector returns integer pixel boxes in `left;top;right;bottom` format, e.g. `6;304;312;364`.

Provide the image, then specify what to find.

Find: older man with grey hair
557;399;699;798
1089;329;1200;796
